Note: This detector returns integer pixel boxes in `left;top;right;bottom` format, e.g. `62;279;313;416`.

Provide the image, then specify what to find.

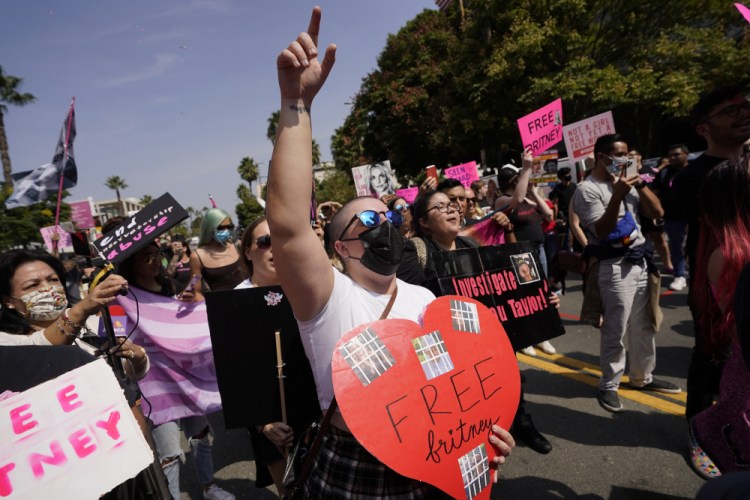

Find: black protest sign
204;286;320;429
433;241;565;350
91;193;188;264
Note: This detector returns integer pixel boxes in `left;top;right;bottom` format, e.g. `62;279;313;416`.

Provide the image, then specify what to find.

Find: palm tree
237;157;259;184
104;175;128;216
0;66;36;189
139;194;154;206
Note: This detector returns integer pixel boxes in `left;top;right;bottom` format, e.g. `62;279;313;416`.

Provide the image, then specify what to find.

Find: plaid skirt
303;426;447;499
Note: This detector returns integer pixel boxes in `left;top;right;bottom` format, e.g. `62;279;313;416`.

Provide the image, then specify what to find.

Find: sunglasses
339;210;403;241
394;203;410;213
255;234;271;250
217;224;235;231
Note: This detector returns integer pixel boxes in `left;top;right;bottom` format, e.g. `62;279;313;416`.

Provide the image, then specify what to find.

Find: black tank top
196;249;244;291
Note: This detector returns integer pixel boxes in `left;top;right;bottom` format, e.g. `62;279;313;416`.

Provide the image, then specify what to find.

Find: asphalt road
178;273;707;500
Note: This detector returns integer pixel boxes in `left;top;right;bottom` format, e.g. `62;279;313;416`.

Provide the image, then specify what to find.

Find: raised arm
266;7;338;321
508;148;534;210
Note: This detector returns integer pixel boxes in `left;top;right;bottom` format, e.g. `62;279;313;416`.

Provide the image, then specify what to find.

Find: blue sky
2;1;438;220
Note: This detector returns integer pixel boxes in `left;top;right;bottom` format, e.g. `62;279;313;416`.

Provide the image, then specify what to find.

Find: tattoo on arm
289;104;310;114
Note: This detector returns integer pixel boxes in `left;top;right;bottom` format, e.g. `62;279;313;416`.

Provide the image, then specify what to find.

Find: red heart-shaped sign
332;295;521;499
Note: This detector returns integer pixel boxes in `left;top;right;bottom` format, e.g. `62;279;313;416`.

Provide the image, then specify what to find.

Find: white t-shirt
572;175;645;247
0;329;51;346
234;278;254;289
298;268;435;409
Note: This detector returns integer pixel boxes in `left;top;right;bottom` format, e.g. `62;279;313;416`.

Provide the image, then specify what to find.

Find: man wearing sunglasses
266;7;515;497
672;86;750;429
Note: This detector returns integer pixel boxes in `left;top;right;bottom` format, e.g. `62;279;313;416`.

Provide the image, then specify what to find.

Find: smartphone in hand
425;165;438;183
624;159;638;178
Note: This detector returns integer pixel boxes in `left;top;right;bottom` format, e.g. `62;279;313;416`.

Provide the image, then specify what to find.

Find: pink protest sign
0;359;153;499
395;187;419;204
39;226;73;253
69;200;95;229
562;111;616;162
736;3;750;23
444;161;479;189
517;98;563;156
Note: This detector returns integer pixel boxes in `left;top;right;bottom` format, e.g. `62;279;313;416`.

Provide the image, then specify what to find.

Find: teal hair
199;208;230;246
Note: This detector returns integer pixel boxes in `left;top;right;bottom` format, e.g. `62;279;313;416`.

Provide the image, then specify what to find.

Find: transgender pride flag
116;288;222;425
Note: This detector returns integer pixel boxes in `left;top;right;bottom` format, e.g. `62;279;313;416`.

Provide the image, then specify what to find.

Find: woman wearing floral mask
0;249;146;378
189;208;244;300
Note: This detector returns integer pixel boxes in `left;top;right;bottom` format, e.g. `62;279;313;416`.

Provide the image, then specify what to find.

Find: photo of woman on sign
367;162;397;198
511;253;540;284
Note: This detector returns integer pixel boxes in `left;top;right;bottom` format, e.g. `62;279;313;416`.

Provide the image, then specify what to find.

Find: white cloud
97;53;180;88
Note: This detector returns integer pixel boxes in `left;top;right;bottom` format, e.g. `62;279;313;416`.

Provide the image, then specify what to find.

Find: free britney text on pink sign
517;98;564;157
0;360;152;499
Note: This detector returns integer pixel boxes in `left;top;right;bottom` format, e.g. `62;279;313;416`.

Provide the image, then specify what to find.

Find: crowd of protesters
0;6;749;499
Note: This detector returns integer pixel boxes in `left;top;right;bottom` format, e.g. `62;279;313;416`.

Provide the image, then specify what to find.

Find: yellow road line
518;353;686;417
533;351;687;404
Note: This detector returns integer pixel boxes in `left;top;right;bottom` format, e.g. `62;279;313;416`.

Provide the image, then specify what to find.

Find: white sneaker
535;340;556;354
520;345;537;356
203;484;235;500
669;276;687;291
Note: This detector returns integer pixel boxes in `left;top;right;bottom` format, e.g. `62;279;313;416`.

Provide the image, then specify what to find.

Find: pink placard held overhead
517;98;564;157
39;225;74;253
69;200;96;229
395;187;419;204
736;3;750;23
562;111;616;162
443;161;479;188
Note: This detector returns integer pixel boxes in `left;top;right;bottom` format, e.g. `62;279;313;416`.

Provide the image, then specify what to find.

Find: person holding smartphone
165;234;192;293
572;133;680;414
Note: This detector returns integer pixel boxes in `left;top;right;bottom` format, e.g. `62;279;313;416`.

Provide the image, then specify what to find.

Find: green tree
104;175;128;215
237;157;259;184
0;66;36;190
332;1;750;172
139;194;153;206
315;170;356;205
0;189;71;251
234;157;264;228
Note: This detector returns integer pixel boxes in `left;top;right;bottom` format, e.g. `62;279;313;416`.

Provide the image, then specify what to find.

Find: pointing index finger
307;6;322;48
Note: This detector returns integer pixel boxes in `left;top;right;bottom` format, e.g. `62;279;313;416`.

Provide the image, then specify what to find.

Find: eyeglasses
466;197;476;204
143;253;160;264
217;224;235;231
427;201;460;214
255;234;271;250
703;99;750;122
338;210;403;241
394;203;410;213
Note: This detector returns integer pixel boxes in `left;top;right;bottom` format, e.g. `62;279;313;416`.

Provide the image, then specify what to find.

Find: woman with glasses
118;242;235;500
386;195;413;238
399;189;557;456
465;188;486;220
190;208;244;299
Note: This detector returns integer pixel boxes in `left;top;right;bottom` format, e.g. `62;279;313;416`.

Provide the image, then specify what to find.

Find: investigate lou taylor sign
0;359;153;499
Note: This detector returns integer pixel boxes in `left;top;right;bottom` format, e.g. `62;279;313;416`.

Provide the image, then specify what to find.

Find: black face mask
349;221;405;276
